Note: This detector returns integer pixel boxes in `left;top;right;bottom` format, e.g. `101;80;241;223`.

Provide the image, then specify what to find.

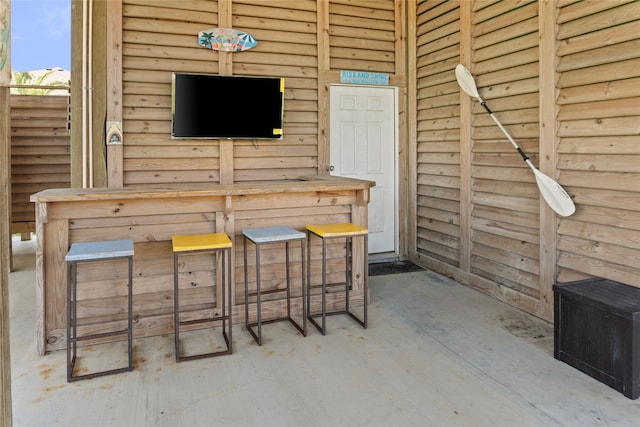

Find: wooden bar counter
30;176;374;355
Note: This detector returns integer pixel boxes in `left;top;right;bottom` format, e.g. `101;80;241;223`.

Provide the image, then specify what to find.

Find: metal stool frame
243;226;306;346
173;240;232;362
306;227;368;335
66;240;134;382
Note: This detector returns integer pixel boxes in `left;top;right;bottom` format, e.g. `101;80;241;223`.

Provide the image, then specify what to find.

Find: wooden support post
106;0;123;187
395;0;408;258
216;196;235;306
352;191;368;290
317;0;330;175
538;1;560;321
459;1;472;273
0;0;12;423
218;0;234;184
34;202;47;356
406;0;418;258
70;2;82;188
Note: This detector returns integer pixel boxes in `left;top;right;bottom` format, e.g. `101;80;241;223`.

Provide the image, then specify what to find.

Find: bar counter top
30;175;375;202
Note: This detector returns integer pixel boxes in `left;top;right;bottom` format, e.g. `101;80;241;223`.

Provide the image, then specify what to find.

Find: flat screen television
171;73;284;139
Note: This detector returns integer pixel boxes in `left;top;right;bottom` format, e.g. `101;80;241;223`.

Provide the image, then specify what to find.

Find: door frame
329;83;400;261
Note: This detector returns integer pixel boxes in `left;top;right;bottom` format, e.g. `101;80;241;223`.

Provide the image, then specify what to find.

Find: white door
330;85;397;255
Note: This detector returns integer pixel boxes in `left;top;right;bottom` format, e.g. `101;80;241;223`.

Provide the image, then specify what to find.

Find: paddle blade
455;64;480;98
532;168;576;217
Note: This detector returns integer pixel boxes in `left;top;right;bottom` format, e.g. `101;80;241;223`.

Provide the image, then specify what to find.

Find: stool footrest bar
246;316;306;345
246;288;289;298
178;315;229;328
176;332;231;362
71;328;129;343
68;363;132;382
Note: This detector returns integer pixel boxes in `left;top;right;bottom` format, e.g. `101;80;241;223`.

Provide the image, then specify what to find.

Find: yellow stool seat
306;222;368;335
306;223;367;238
172;232;233;362
172;233;232;252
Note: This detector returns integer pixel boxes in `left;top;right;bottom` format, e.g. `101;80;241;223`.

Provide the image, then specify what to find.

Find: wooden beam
70;0;82;188
459;1;472;273
92;1;107;187
219;195;235;305
352;193;368;291
395;0;408;259
406;0;418;258
317;0;330;175
538;0;560;321
218;0;233;183
217;0;233;76
34;202;47;356
106;0;123;187
317;0;330;73
0;0;12;422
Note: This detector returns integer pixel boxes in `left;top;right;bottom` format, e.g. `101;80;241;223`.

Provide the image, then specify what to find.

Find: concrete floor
8;236;640;427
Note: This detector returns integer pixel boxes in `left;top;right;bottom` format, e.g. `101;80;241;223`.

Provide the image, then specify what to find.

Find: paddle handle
480;98;530;162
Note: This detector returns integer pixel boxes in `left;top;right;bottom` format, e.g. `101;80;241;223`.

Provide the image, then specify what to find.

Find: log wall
10;95;70;235
411;0;640;321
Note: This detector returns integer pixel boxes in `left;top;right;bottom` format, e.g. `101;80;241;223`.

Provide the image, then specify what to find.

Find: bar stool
65;239;134;382
243;226;306;345
172;233;233;362
306;223;368;335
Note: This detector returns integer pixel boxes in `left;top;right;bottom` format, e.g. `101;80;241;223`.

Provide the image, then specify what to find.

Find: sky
11;0;71;72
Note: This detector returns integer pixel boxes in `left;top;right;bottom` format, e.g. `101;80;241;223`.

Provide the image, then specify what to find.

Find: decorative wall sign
106;121;123;145
340;70;389;86
198;28;257;52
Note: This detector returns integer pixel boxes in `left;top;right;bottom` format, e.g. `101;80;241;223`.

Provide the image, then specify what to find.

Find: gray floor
8;236;640;427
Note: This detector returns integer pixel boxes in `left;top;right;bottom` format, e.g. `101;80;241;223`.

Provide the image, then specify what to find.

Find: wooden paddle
455;64;576;217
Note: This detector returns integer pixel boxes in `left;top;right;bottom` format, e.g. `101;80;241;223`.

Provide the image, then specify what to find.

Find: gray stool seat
243;226;307;345
66;239;134;382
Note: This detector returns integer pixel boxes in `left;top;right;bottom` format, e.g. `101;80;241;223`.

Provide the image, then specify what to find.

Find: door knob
329;165;335;172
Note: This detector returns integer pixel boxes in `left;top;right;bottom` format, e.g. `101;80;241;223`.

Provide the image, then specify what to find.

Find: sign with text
340;70;389;86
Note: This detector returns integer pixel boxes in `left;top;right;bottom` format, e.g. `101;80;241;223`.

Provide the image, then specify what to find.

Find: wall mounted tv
171;73;284;139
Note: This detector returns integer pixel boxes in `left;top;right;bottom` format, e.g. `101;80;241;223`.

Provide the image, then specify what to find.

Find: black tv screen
171;73;284;139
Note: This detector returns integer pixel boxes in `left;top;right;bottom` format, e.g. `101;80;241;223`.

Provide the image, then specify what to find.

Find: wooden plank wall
232;0;318;181
470;1;542;311
10;95;70;235
412;0;640;321
555;0;640;286
121;0;222;185
118;0;401;186
329;0;396;74
414;1;462;267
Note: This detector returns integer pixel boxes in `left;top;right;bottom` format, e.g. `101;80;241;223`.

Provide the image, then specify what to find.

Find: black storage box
554;278;640;399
